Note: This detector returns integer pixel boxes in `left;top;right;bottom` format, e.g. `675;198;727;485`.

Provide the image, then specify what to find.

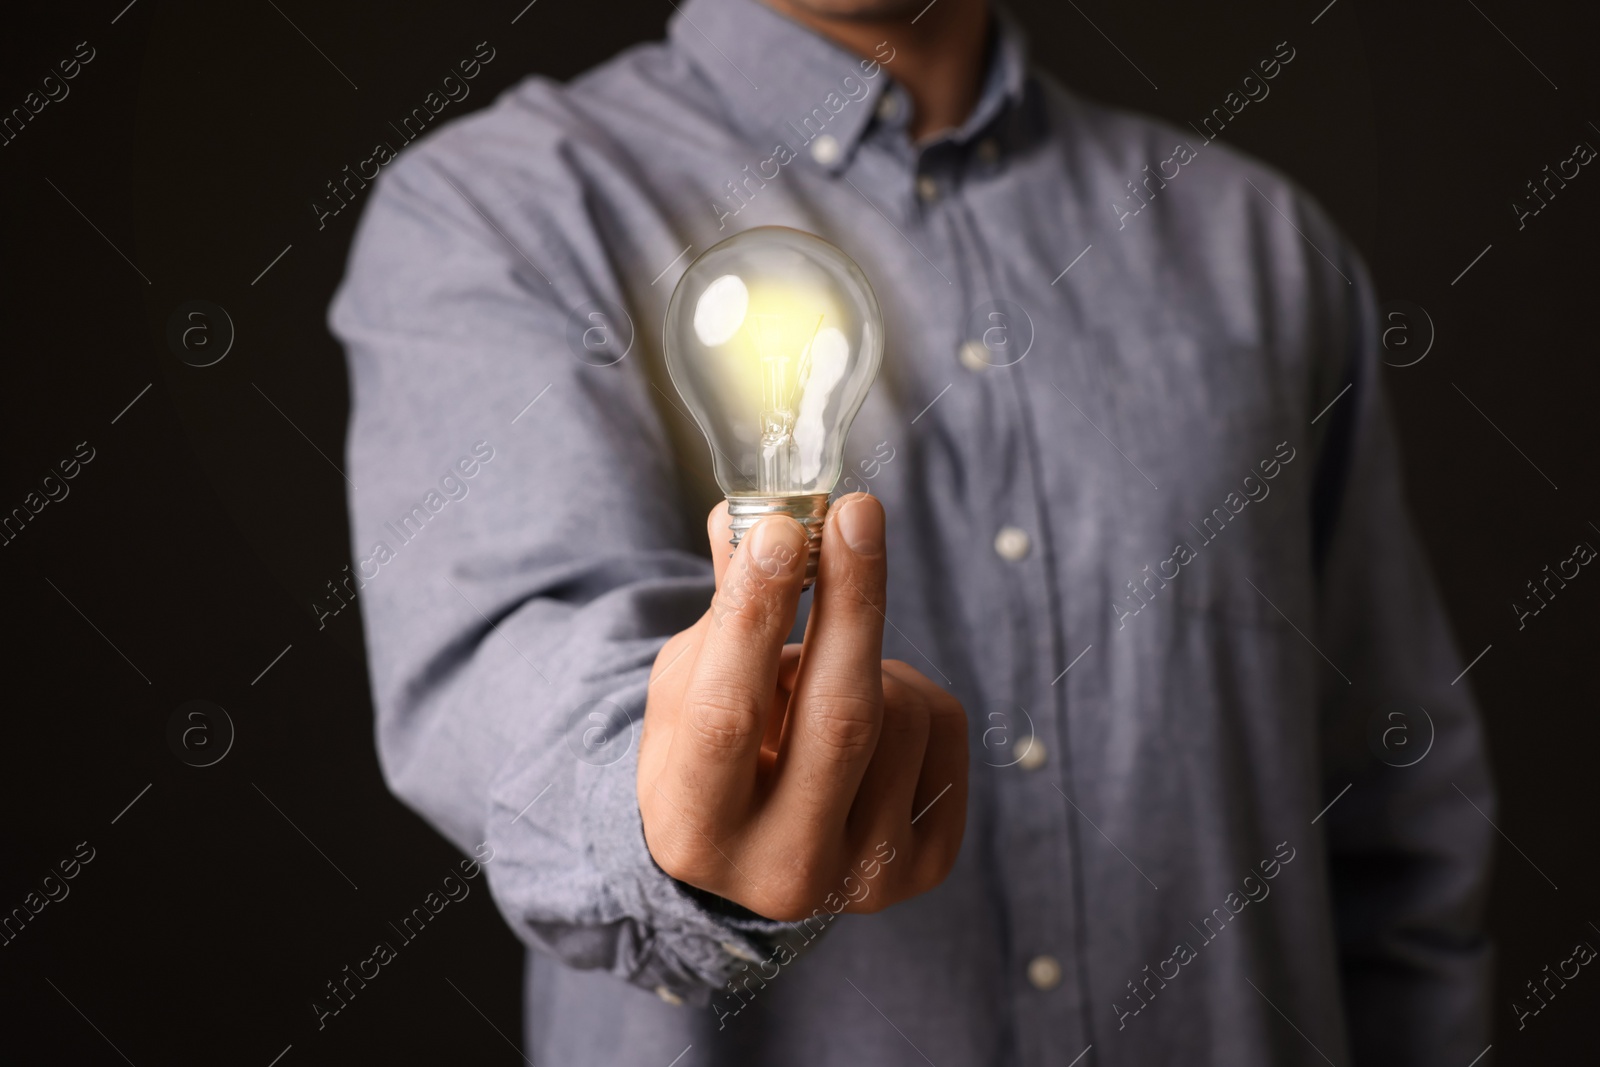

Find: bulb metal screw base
726;493;830;589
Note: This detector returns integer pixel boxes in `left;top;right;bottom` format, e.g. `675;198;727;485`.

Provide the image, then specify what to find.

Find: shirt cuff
483;717;817;1008
620;812;803;1007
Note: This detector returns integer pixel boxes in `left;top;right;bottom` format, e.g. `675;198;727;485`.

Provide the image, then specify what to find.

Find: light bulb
664;226;884;586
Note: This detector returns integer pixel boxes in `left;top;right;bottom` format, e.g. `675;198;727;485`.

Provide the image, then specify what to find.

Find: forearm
334;150;792;1001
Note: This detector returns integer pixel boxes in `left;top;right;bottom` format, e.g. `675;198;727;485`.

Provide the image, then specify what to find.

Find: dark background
1;0;1594;1063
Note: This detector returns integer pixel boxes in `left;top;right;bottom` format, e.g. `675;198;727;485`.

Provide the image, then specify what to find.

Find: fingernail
837;495;883;555
748;515;804;572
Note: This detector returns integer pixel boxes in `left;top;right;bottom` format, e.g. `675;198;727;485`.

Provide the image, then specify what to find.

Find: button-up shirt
330;2;1496;1064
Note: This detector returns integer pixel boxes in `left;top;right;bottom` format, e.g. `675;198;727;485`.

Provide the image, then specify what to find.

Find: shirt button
994;526;1031;562
916;174;940;202
976;138;999;163
1016;736;1047;770
958;339;989;371
1027;955;1063;991
876;93;901;121
810;134;842;166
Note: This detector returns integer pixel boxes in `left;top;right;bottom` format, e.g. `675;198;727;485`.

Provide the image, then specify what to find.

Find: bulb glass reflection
664;226;883;582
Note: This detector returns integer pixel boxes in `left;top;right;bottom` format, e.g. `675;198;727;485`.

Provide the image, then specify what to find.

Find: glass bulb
664;226;884;586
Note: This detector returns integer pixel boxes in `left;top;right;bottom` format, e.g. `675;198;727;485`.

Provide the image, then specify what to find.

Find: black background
1;0;1595;1063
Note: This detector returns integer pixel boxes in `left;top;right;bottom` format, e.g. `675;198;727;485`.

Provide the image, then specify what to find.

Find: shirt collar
955;6;1029;144
668;0;1030;172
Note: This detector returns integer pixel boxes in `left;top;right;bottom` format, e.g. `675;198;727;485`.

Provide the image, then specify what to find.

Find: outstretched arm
332;143;966;1007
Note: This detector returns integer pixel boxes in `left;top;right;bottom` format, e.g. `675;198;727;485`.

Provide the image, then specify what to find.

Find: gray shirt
329;1;1496;1063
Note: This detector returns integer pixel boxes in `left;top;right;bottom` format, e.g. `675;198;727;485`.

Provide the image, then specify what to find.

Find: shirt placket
917;142;1092;1066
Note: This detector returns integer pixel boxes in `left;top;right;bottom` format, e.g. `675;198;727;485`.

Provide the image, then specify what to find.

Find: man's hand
637;494;967;922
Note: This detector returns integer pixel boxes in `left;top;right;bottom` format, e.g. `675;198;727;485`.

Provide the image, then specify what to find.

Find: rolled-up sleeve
1308;235;1497;1064
329;135;789;1005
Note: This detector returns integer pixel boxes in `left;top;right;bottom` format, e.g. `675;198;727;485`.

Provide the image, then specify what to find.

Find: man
330;0;1496;1063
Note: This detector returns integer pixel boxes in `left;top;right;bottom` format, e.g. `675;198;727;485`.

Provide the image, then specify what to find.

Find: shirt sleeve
329;138;792;1006
1307;227;1497;1064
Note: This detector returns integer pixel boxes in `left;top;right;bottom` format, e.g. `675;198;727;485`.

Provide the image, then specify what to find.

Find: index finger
666;515;808;815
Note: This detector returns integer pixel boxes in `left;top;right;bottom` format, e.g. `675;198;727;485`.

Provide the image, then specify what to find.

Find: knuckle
642;812;713;885
653;633;685;667
914;818;966;887
649;637;695;689
877;697;930;747
682;685;761;758
882;673;932;712
929;689;967;725
648;839;693;883
764;852;833;918
800;689;881;762
851;838;910;911
784;846;833;890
